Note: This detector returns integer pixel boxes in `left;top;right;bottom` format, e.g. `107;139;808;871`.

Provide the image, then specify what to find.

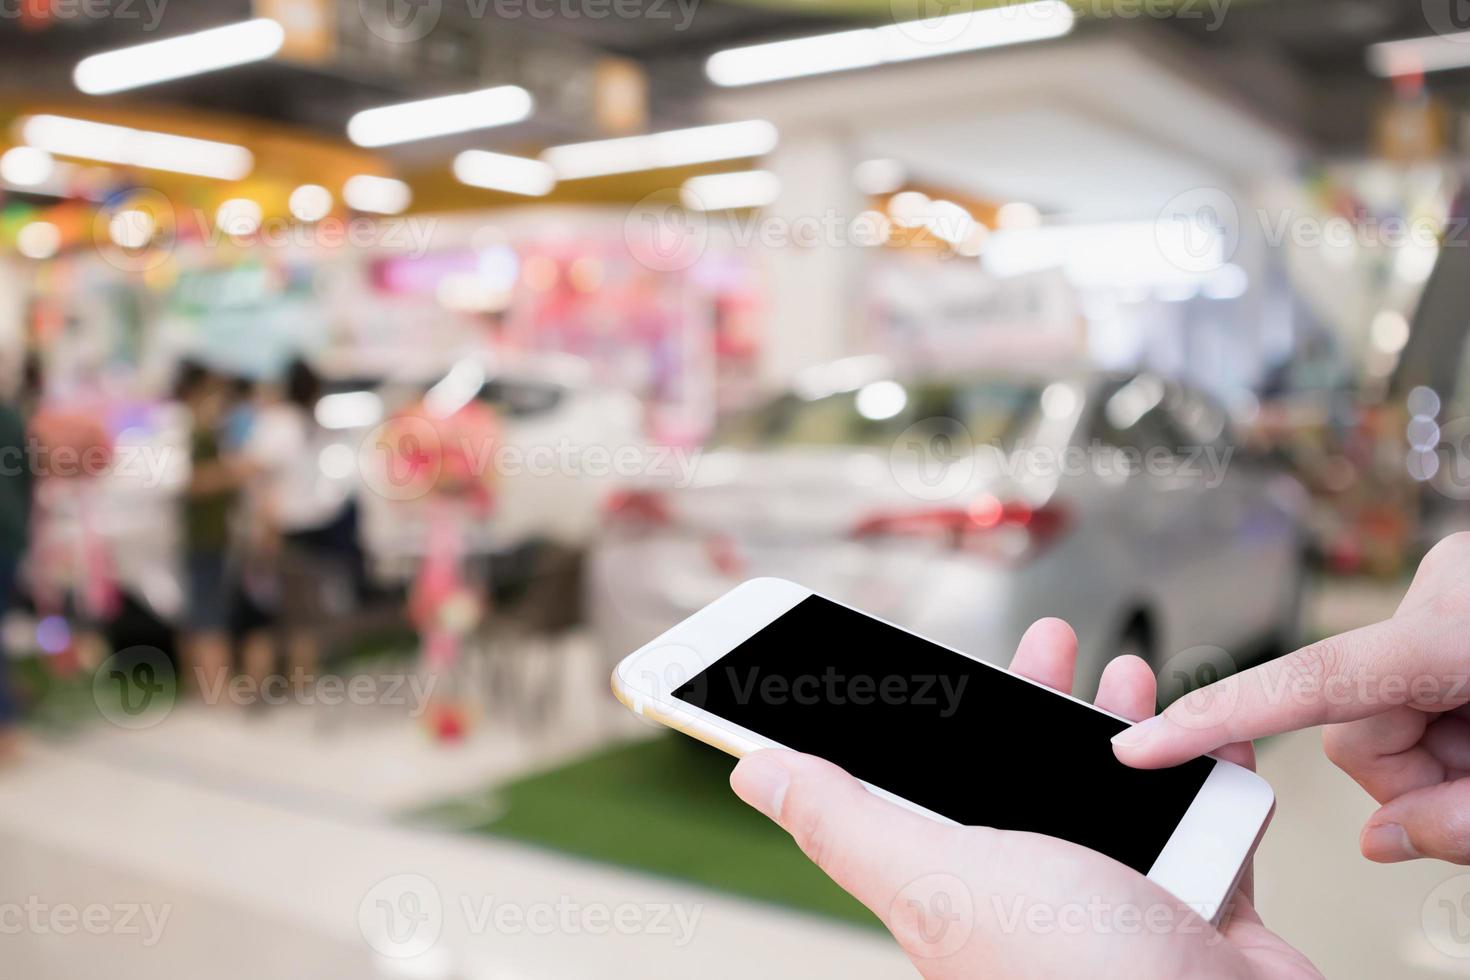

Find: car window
1164;387;1234;454
477;379;564;419
951;383;1043;448
1090;376;1179;456
713;378;1041;450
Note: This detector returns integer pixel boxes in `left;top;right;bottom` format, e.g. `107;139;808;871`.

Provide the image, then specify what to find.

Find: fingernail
732;753;790;821
1111;714;1165;748
1362;823;1418;862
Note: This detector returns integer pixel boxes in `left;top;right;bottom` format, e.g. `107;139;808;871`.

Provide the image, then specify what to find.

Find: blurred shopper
0;379;33;762
226;377;280;698
242;360;354;692
219;375;259;453
177;363;246;701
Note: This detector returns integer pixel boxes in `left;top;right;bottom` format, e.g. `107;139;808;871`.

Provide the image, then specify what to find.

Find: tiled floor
2;578;1468;977
0;740;911;980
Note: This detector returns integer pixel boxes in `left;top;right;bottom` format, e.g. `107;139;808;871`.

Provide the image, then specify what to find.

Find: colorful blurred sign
1373;96;1446;163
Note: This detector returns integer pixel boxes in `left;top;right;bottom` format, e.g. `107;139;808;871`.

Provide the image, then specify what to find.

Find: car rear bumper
587;533;1044;669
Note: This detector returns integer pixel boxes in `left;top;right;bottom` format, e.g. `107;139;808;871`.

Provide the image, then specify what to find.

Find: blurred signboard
336;0;481;80
309;0;600;132
255;0;336;64
594;59;649;136
483;29;599;132
1373;96;1446;163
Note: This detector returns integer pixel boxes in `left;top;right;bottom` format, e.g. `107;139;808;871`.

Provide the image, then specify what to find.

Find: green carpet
411;735;880;929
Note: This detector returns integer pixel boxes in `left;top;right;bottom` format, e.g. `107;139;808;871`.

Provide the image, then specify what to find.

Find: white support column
0;259;24;396
756;133;868;387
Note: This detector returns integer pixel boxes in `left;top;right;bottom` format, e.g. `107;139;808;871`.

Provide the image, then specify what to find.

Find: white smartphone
612;577;1274;922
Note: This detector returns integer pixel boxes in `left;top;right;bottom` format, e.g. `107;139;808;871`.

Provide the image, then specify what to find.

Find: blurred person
26;366;117;670
176;363;246;701
219;374;259;453
220;376;285;697
0;375;34;763
17;352;43;419
216;377;277;694
241;359;354;693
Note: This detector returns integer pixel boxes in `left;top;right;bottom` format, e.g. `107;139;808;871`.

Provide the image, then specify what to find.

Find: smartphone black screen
674;595;1214;874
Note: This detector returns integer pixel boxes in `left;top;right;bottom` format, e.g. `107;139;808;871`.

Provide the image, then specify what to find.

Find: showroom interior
2;0;1470;976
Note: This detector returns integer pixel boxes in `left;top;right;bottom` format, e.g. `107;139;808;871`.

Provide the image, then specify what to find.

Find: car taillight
851;496;1069;561
602;488;671;530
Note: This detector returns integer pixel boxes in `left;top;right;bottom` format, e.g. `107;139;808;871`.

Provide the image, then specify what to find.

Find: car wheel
1111;616;1154;666
1263;563;1310;662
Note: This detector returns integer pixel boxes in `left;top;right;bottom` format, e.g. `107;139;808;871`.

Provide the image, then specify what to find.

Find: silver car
589;359;1308;695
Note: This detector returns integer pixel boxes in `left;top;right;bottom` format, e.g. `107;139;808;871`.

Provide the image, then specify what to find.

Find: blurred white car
331;353;644;575
589;359;1308;694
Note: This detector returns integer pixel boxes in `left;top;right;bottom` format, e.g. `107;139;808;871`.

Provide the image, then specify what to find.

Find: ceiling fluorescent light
542;120;778;180
343;175;412;214
708;29;881;86
347;86;533;147
73;18;285;95
22;114;253;180
315;392;383;430
0;147;54;187
1367;32;1470;76
681;170;781;211
425;359;486;418
706;0;1074;86
453;150;556;196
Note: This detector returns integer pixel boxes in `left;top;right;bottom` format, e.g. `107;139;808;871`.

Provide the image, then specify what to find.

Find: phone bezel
612;576;1275;923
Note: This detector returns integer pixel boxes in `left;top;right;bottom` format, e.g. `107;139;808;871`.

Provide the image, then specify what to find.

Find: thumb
1361;778;1470;864
731;750;975;955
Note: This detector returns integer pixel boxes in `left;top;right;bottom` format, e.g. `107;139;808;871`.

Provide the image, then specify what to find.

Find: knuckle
1429;587;1468;620
1432;531;1470;562
1425;532;1470;570
1418;533;1470;589
1170;684;1233;729
1283;638;1347;698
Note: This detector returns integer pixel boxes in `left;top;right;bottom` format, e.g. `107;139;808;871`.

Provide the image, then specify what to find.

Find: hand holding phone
613;579;1315;976
727;622;1319;978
